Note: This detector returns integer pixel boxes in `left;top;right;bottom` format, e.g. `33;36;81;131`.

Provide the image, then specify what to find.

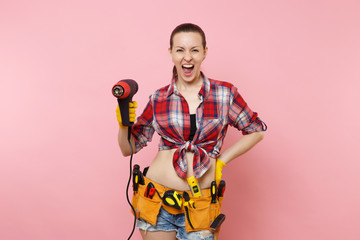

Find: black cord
125;126;136;240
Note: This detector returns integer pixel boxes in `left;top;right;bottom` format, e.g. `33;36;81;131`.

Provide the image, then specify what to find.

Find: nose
184;51;192;61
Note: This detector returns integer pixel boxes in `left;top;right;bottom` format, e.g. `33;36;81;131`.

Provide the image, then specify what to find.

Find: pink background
1;0;359;239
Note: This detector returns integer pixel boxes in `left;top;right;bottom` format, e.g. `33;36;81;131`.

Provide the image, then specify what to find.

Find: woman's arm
118;128;137;157
117;98;155;157
218;131;264;164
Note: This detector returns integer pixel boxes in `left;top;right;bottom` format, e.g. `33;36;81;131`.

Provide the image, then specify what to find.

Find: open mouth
182;64;194;77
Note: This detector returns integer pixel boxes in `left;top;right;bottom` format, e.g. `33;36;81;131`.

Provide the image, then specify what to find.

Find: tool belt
131;176;224;233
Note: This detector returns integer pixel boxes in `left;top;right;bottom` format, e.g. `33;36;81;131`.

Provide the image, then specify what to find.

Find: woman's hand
116;101;137;129
116;101;137;156
215;158;226;186
216;131;265;183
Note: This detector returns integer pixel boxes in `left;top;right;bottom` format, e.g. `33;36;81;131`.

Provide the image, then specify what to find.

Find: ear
203;47;208;60
168;48;173;61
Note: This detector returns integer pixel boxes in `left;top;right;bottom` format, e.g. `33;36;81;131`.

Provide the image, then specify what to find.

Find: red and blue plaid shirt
131;74;267;179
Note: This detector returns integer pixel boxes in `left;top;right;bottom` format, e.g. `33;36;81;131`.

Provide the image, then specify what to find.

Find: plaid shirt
131;74;267;179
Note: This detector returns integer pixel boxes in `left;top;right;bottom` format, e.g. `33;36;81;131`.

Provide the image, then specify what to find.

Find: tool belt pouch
131;184;162;226
185;195;222;233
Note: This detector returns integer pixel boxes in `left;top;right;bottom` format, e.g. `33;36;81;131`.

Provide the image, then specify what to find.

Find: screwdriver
132;165;141;192
144;182;155;199
211;181;217;203
217;180;226;198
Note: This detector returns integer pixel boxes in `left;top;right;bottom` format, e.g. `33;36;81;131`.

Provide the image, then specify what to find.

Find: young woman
117;23;267;240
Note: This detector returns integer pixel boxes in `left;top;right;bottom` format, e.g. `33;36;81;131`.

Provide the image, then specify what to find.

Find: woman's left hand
215;158;226;186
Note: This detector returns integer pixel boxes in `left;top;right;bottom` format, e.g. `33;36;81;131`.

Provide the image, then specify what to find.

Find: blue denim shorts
137;206;214;240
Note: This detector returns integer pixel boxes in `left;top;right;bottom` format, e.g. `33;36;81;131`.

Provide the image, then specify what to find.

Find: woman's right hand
116;101;137;128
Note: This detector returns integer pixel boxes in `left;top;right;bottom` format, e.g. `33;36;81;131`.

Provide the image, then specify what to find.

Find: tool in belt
135;167;227;231
209;180;226;231
144;182;156;199
132;164;145;192
143;182;183;210
217;180;226;198
186;176;202;197
183;191;195;229
163;190;183;210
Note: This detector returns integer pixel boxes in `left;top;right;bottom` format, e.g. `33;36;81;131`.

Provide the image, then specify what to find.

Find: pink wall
1;0;359;239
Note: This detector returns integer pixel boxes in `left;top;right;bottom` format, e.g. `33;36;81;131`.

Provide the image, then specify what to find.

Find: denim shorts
137;206;214;240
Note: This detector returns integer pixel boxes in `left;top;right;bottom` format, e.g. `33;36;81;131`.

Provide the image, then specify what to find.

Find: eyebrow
175;46;201;49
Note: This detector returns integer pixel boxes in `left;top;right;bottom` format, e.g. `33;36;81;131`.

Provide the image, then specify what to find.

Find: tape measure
162;190;182;210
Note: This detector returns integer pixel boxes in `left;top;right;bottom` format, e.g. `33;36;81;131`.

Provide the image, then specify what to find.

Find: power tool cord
126;126;136;240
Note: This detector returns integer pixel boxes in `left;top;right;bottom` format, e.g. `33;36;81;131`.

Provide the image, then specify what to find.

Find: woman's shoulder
208;77;236;90
149;84;171;101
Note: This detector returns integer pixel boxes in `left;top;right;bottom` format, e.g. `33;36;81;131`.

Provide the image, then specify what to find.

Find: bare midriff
145;149;216;191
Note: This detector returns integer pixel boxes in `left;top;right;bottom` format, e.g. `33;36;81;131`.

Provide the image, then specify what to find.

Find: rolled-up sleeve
228;87;267;135
131;97;155;152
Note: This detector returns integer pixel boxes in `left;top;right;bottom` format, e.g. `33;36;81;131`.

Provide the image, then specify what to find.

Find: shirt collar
166;72;210;99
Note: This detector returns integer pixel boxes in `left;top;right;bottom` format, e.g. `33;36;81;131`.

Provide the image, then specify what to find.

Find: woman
117;23;267;240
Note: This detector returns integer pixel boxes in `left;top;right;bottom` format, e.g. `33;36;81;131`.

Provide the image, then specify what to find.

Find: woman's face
169;31;208;83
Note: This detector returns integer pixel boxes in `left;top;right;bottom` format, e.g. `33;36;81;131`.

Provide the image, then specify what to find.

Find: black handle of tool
145;182;155;199
143;166;149;177
132;165;140;192
218;180;226;198
183;191;190;202
117;98;134;127
139;170;144;185
185;205;194;229
211;181;217;204
182;191;195;229
210;213;226;231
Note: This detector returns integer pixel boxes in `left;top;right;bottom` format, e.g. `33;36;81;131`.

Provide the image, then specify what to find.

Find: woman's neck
176;73;203;92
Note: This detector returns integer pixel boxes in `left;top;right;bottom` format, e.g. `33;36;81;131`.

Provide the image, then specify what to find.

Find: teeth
182;64;194;68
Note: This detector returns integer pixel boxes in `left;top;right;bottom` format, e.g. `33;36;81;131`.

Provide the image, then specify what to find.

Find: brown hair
170;23;207;79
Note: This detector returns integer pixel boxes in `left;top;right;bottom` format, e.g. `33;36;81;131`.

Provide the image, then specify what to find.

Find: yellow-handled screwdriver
211;181;217;204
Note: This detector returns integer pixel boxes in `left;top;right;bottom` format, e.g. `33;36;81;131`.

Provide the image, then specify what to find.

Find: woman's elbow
253;131;264;142
258;131;265;140
120;148;131;157
117;140;132;157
